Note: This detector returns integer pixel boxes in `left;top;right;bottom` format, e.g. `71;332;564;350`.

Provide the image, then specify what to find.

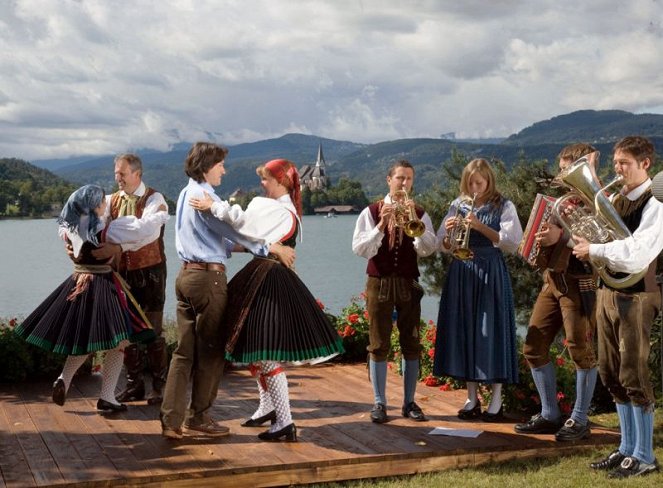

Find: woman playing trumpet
434;158;523;421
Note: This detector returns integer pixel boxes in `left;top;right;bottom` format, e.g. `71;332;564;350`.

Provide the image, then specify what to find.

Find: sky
1;0;663;160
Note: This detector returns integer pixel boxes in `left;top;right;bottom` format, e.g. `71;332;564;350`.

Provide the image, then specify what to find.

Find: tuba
551;156;647;289
447;193;477;260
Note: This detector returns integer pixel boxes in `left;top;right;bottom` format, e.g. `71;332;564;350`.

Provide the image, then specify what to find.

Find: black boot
146;337;168;405
116;344;145;402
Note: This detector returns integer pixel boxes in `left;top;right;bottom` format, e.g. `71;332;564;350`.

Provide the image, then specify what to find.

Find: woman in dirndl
190;158;344;442
433;159;523;421
14;185;158;413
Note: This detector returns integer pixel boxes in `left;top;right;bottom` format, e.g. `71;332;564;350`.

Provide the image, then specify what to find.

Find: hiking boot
514;413;562;434
555;418;591;442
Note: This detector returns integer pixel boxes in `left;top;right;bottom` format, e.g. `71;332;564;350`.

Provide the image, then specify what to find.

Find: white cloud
0;0;662;159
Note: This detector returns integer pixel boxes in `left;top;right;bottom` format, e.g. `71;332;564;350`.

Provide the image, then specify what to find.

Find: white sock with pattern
59;354;90;392
261;361;292;432
252;378;275;419
99;349;124;405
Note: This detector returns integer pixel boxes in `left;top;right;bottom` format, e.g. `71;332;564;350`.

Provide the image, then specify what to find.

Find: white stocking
58;355;90;392
251;377;275;419
99;349;125;405
487;383;502;414
260;361;292;432
462;381;479;410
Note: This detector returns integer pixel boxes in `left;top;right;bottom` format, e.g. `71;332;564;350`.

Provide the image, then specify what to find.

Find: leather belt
182;262;226;272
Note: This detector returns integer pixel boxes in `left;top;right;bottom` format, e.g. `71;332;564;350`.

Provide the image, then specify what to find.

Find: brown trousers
596;287;660;407
524;271;597;370
161;267;228;429
365;276;423;362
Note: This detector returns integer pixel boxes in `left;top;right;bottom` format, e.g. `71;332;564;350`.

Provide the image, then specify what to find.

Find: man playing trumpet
352;160;437;424
514;143;599;441
573;136;663;479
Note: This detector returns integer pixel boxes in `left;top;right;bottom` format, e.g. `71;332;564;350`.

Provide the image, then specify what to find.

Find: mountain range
21;109;663;200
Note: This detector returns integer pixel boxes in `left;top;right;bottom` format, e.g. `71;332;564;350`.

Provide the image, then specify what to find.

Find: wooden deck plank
0;363;623;488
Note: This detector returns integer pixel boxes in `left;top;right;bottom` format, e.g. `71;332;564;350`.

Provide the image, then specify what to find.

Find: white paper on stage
427;427;483;438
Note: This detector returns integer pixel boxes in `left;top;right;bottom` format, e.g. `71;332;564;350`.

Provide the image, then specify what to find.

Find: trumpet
385;188;426;248
446;193;477;260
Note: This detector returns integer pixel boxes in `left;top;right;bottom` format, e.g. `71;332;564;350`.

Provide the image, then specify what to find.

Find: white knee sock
251;377;275;419
462;381;479;410
59;355;90;391
261;361;292;432
99;349;124;405
487;383;502;414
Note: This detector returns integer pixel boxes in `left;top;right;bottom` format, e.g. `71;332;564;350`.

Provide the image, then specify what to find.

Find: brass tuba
447;193;477;260
551;156;647;289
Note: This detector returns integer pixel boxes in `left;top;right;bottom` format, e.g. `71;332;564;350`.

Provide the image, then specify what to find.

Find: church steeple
315;143;326;168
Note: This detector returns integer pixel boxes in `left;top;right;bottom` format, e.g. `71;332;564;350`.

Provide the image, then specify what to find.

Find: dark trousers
365;276;423;362
161;267;228;428
596;287;660;407
525;271;596;370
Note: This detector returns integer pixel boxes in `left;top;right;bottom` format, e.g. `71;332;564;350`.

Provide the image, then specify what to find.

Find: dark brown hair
558;143;597;162
388;159;415;177
614;136;655;165
184;142;229;182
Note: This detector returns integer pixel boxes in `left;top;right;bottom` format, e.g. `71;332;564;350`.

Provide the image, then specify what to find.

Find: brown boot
146;337;168;405
116;344;145;402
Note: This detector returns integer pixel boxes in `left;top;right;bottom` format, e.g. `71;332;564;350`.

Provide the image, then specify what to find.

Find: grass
310;413;663;488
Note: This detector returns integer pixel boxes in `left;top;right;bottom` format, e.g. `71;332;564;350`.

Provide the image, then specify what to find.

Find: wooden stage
0;363;619;487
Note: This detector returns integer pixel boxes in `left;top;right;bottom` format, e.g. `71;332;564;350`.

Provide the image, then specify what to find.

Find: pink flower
556;357;565;366
427;348;435;359
363;310;370;320
556;391;566;401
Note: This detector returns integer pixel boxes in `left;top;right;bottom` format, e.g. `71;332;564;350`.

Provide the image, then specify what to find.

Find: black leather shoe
241;410;277;427
96;399;128;413
52;378;66;406
589;449;627;470
514;413;562;434
370;403;388;424
555;418;591;441
258;423;297;442
607;456;659;478
402;402;427;421
481;407;504;422
457;403;481;420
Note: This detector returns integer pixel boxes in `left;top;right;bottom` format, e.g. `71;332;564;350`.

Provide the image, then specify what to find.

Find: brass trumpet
392;188;426;238
447;193;477;260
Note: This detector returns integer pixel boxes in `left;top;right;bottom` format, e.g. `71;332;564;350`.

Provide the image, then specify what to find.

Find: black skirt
15;271;154;355
225;257;344;364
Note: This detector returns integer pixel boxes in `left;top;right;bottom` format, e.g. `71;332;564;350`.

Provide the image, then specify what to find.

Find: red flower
427;348;435;359
556;356;565;366
8;318;17;328
316;299;325;310
348;313;359;324
340;325;356;337
531;394;541;405
439;383;451;391
556;391;566;401
515;390;526;400
560;401;572;415
423;375;439;387
92;364;101;373
363;310;370;320
562;338;569;347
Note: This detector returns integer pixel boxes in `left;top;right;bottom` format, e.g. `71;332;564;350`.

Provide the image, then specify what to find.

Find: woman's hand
189;192;214;212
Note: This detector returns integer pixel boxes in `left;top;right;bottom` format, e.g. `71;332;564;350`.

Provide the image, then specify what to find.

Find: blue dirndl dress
433;198;518;384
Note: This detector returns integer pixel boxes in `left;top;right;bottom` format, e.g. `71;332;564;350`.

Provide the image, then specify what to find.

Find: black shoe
514;413;562;434
589;449;626;470
96;399;128;413
241;410;277;427
607;456;659;478
555;418;591;442
402;402;427;421
116;381;145;402
52;378;66;406
258;423;297;442
457;403;481;420
481;407;504;422
370;403;388;424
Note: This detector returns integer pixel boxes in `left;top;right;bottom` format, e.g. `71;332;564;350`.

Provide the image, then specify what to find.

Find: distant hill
21;109;663;200
504;110;663;146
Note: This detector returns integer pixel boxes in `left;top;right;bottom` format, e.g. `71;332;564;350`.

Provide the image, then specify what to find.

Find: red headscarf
265;158;302;217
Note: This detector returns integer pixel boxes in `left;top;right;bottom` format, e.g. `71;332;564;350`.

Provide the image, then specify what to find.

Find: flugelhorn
447;193;477;260
552;156;647;289
391;188;426;238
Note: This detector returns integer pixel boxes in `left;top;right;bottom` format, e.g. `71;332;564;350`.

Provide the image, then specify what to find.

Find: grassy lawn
311;412;663;488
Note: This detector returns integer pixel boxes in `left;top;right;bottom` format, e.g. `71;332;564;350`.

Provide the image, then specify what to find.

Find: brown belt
182;262;226;272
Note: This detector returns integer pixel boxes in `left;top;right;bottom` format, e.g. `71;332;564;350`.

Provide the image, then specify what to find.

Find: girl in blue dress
433;159;523;421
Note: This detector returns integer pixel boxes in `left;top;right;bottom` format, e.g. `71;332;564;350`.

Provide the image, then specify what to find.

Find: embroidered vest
110;187;166;272
365;201;424;279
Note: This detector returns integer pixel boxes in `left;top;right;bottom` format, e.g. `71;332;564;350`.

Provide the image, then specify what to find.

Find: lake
0;216;441;322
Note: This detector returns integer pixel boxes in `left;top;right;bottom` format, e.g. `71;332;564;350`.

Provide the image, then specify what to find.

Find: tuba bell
551;156;647;289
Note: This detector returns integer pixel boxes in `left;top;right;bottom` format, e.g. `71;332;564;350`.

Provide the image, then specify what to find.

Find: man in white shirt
573;136;663;479
352;160;437;424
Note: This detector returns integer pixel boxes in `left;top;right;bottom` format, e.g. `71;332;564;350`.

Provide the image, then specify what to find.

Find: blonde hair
459;158;501;204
